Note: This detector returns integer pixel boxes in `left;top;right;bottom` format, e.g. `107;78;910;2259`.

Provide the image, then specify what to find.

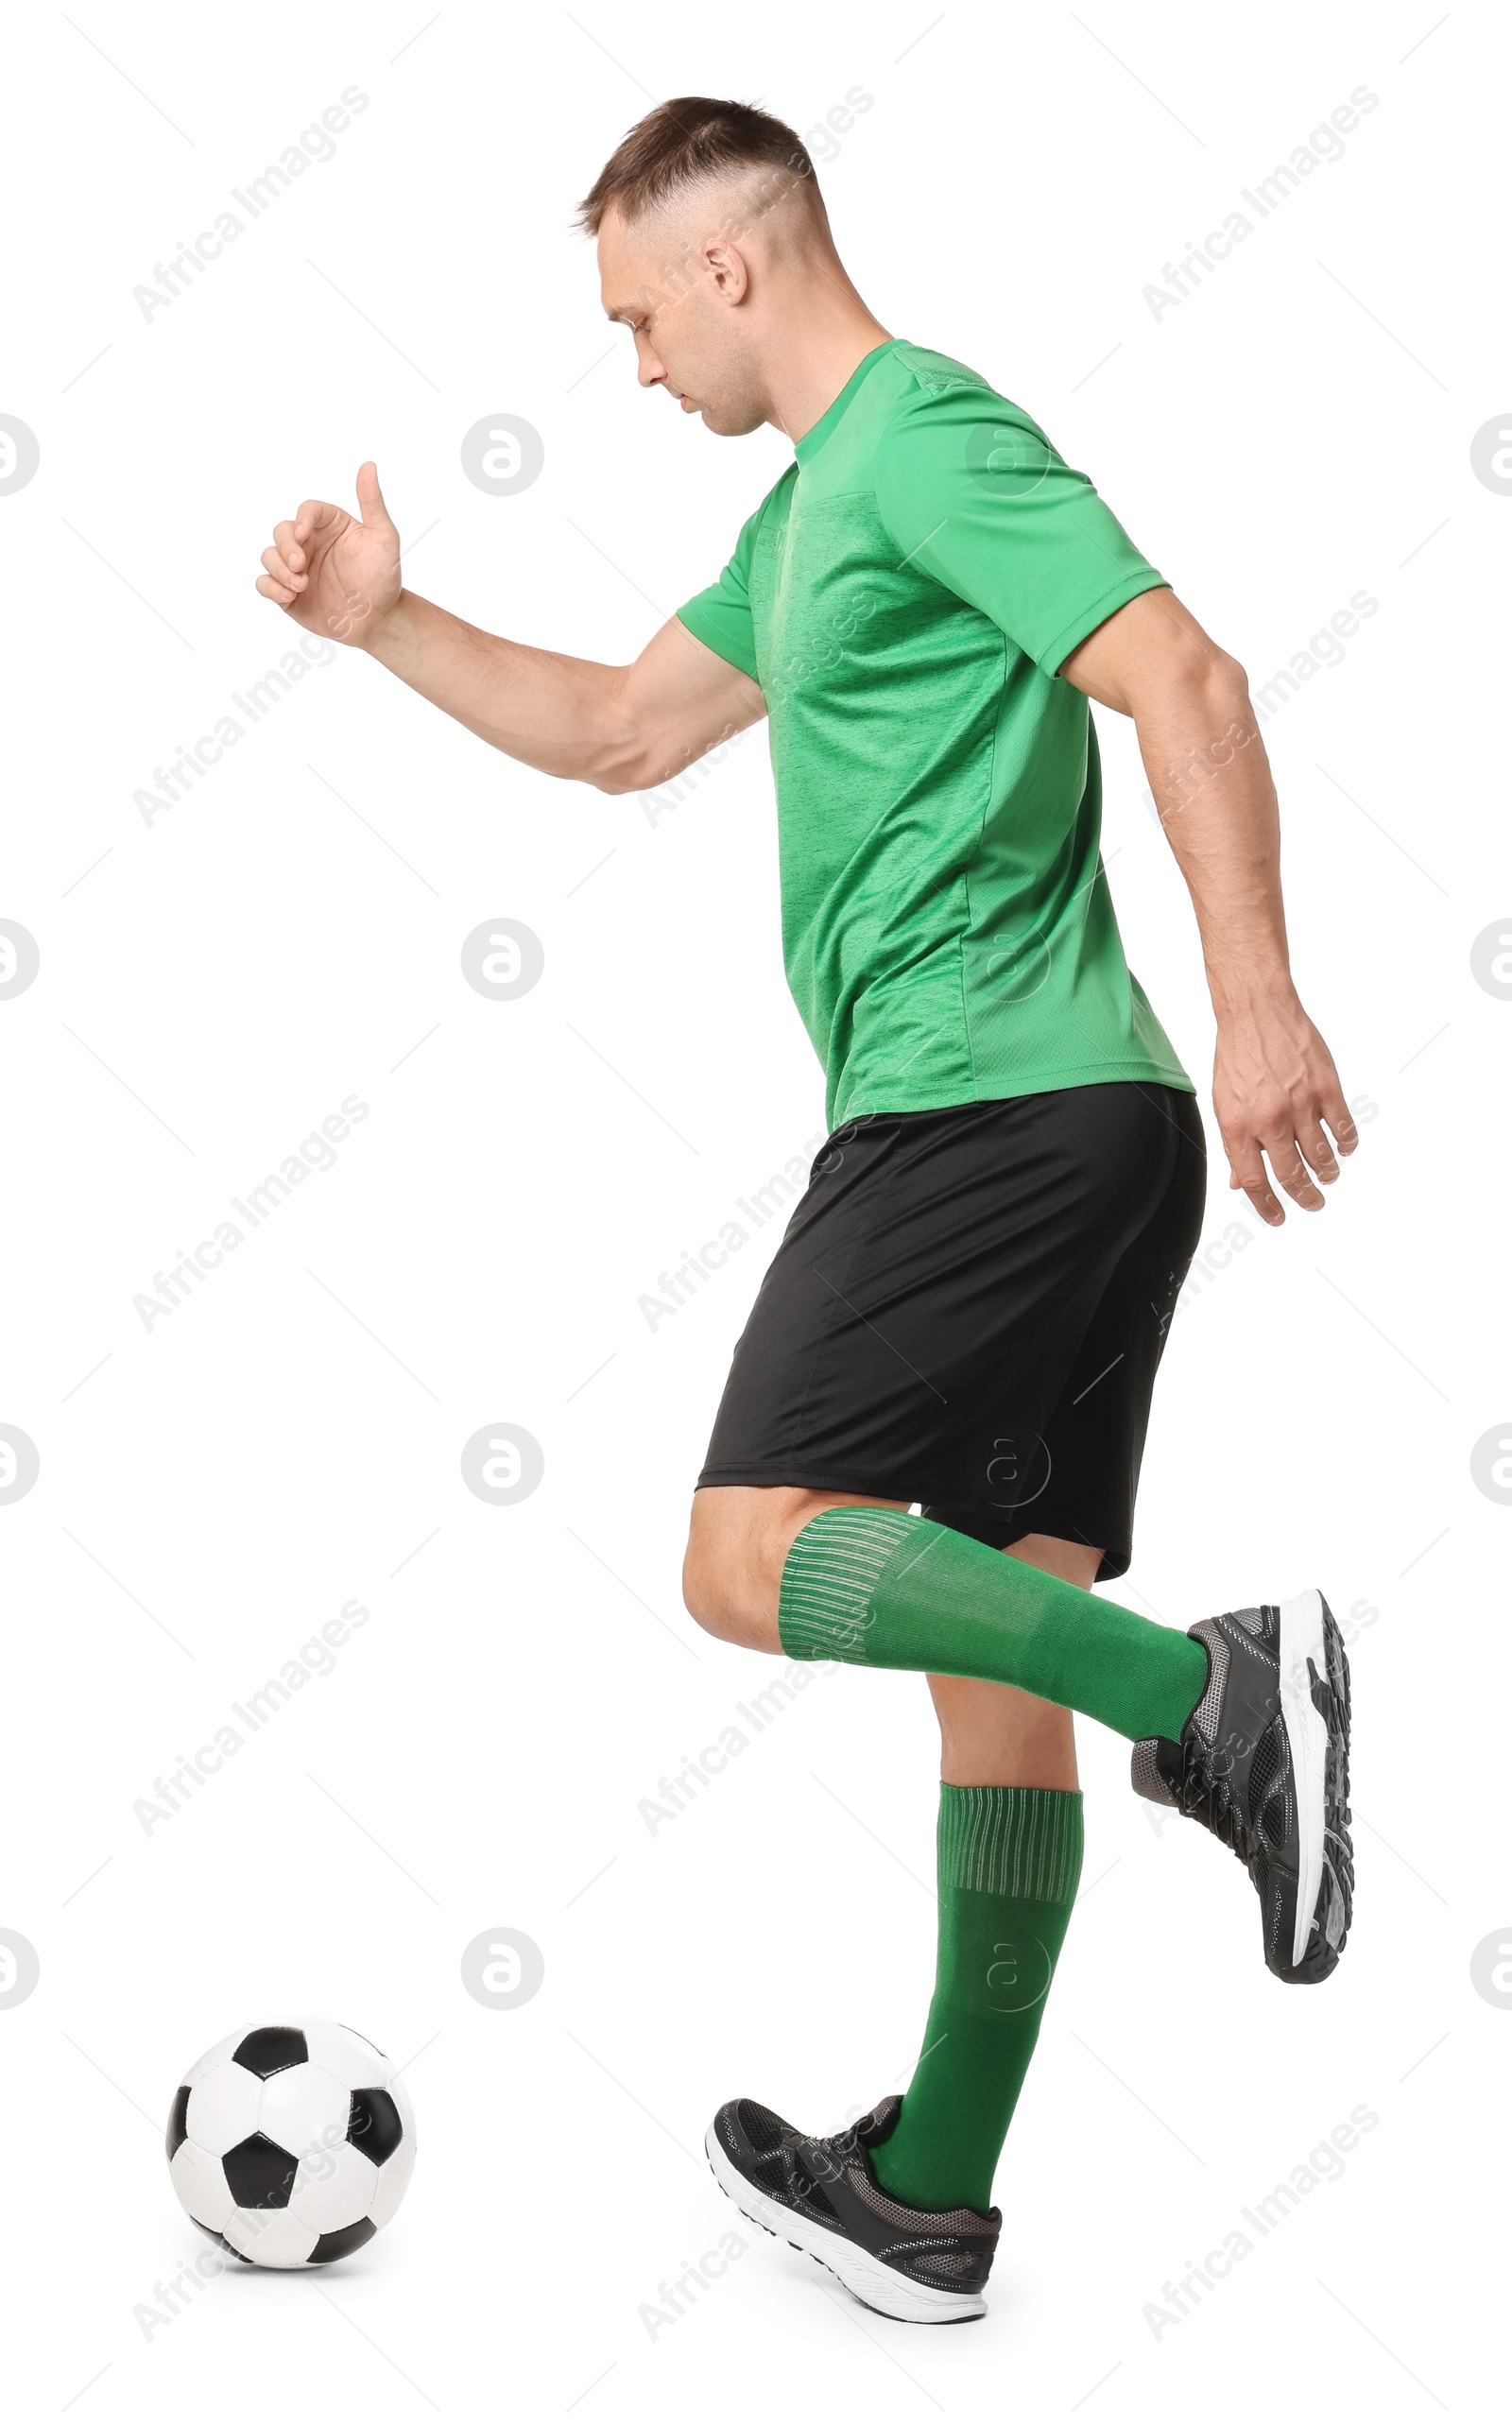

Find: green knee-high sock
779;1506;1206;1744
871;1784;1084;2213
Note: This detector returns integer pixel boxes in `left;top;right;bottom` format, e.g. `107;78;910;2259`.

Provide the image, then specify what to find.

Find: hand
254;460;402;648
1212;992;1358;1225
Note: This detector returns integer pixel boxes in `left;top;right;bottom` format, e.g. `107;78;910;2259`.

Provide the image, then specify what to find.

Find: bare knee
681;1488;786;1652
681;1487;910;1653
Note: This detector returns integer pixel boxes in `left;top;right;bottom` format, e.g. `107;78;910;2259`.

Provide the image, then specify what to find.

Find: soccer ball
165;2017;417;2269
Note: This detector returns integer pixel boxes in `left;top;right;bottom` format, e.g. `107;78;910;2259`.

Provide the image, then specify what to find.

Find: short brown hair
576;96;816;236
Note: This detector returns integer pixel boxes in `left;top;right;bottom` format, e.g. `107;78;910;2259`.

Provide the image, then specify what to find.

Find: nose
633;331;665;390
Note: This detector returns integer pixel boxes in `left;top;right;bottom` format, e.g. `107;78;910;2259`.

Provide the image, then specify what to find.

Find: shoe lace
763;2120;850;2206
1177;1732;1256;1867
802;2124;862;2189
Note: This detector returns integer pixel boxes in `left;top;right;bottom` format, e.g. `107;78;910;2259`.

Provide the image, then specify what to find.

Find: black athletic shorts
696;1082;1207;1581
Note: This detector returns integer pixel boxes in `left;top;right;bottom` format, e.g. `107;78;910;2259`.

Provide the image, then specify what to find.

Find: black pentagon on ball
307;2217;377;2265
166;2084;191;2160
192;2220;252;2264
223;2131;300;2210
232;2024;308;2077
347;2087;404;2165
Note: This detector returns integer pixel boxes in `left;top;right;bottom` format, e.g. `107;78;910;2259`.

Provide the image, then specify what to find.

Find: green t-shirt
677;337;1194;1131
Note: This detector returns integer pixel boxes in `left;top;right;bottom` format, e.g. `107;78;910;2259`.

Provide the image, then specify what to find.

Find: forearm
1133;653;1356;1215
1134;661;1297;1017
360;589;640;790
1062;587;1354;1218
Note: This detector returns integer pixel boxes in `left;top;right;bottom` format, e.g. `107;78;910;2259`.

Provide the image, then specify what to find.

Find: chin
702;404;764;439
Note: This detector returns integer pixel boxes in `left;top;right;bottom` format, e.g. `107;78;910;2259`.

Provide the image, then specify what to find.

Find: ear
701;238;750;307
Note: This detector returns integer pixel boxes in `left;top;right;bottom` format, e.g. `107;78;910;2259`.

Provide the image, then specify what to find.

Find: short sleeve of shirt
873;383;1167;678
676;493;769;683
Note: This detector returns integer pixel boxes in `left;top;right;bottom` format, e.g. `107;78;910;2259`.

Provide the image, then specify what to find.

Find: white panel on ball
223;2209;319;2269
368;2136;418;2231
288;2142;380;2234
302;2020;389;2090
259;2062;352;2155
180;2032;243;2093
185;2063;263;2158
169;2141;235;2233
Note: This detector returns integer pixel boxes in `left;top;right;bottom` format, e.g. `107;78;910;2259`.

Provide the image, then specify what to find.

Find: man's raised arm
254;459;765;795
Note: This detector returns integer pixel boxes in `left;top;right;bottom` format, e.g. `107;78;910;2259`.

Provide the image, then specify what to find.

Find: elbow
1209;647;1251;707
1156;638;1253;733
1190;637;1251;713
583;728;651;798
581;670;656;794
1207;652;1260;749
1167;628;1247;704
589;728;692;799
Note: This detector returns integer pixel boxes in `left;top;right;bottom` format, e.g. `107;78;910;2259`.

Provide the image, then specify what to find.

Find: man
255;96;1357;2326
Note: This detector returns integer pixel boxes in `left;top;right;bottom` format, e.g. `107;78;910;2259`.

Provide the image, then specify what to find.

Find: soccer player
255;97;1357;2323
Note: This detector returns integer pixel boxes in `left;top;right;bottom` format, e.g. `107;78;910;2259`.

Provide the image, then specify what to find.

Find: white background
2;2;1504;2416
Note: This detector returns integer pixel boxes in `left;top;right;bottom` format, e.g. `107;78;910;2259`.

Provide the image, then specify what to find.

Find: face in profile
596;198;773;439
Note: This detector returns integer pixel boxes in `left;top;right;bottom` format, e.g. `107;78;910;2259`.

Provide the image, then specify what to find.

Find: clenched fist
255;460;402;647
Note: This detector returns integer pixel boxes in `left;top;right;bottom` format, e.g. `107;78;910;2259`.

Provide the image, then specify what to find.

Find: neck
761;276;892;446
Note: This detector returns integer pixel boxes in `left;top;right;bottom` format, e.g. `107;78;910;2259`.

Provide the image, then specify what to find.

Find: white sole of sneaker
1279;1587;1330;1967
704;2123;987;2324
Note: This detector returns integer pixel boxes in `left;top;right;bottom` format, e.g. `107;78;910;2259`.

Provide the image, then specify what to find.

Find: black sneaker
1132;1588;1353;1984
705;2094;998;2323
